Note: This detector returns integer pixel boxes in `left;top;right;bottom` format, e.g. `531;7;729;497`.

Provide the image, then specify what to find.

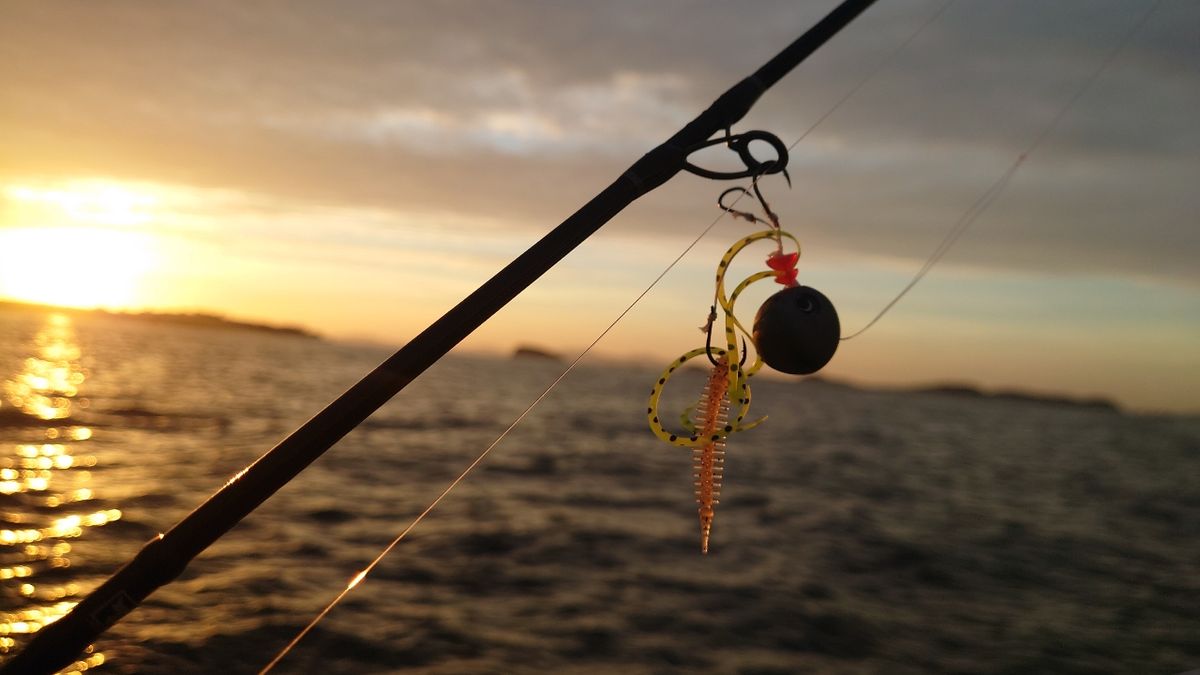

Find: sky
0;0;1197;412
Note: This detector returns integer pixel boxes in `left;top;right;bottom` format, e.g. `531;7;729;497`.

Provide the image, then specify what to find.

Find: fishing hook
703;305;722;367
718;173;787;237
704;310;749;368
718;187;760;224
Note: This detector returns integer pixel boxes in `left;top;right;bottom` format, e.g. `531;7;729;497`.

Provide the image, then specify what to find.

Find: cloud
2;0;1196;288
260;70;692;156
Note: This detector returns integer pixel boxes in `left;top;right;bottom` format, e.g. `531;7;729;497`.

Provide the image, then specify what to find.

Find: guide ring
683;129;790;181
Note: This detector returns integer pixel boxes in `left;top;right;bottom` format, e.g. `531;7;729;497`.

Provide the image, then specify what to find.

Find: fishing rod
1;1;878;671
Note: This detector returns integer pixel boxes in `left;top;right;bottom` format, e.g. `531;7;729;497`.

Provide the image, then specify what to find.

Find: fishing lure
647;184;840;553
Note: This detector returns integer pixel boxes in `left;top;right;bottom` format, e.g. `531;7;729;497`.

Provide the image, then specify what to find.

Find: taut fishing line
258;205;740;674
256;1;1001;668
839;0;1164;340
785;0;954;154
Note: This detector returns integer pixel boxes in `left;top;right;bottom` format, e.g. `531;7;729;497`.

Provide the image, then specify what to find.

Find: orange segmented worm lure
647;183;841;554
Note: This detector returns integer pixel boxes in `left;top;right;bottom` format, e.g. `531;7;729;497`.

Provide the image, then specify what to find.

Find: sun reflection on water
0;315;117;670
3;315;87;422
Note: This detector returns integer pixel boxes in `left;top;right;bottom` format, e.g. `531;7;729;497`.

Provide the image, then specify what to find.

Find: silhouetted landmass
912;382;1120;413
0;299;318;339
513;345;560;361
798;375;863;392
799;375;1120;413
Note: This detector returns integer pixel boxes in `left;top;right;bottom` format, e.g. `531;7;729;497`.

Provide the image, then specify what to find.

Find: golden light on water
0;316;112;664
2;315;87;421
0;181;163;310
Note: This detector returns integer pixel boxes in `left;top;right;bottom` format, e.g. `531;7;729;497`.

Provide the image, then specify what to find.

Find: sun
0;181;162;310
0;226;160;309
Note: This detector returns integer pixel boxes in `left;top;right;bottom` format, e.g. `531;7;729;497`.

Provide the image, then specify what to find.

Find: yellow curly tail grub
647;221;801;553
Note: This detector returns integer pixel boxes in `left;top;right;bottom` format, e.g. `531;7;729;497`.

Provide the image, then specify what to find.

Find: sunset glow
3;181;157;227
0;181;163;309
0;226;160;309
0;2;1197;413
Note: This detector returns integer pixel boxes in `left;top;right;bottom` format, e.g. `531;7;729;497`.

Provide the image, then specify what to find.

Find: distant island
512;345;561;361
0;299;319;339
798;376;1120;413
911;383;1120;413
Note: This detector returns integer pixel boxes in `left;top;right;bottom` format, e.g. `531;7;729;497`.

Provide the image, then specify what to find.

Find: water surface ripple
1;308;1197;673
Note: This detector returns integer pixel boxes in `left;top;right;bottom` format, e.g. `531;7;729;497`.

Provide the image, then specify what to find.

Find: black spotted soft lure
647;190;839;553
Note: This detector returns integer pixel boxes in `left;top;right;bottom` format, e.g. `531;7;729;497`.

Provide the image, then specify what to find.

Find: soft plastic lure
648;188;840;553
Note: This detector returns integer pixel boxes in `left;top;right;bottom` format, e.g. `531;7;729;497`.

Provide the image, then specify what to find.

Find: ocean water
1;307;1197;674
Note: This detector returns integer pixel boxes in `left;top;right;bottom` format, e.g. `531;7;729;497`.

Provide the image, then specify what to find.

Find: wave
0;406;57;428
360;414;493;432
82;406;231;432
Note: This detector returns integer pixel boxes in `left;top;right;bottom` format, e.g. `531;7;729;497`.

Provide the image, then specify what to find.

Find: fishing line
839;0;1164;340
260;7;961;669
786;0;954;154
259;205;740;674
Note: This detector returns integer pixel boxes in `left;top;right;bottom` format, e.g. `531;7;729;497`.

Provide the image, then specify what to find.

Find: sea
0;306;1197;674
